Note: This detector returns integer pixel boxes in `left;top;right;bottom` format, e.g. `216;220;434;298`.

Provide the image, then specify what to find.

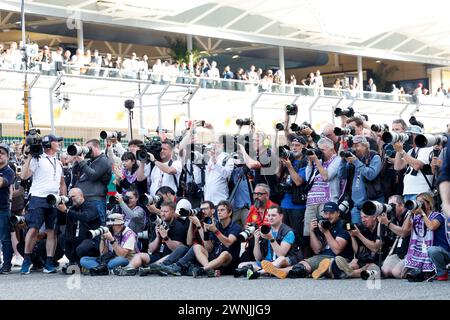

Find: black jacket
74;154;112;201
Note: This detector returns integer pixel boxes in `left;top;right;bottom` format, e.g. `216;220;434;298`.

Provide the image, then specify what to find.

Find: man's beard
254;199;266;208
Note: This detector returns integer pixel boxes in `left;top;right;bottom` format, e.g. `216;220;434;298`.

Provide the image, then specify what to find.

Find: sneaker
192;267;207;278
12;255;23;267
246;269;260;280
335;256;353;277
89;265;109;276
234;265;253;278
113;266;137;276
287;264;307;279
312;258;331;280
44;262;57;274
20;259;33;275
0;265;11;274
159;263;182;276
261;260;288;279
436;272;448;281
138;263;161;276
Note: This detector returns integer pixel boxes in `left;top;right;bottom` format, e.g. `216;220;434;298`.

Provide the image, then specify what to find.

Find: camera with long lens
414;134;448;148
371;124;389;133
361;269;379;280
290;123;309;132
136;136;162;162
149;214;168;230
67;144;92;157
381;132;410;144
304;148;323;160
409;116;423;129
334;107;355;118
260;224;271;235
25;128;43;157
10;215;26;226
338;200;352;216
237;223;257;242
285;104;298;116
334;126;355;136
46;194;70;206
275;123;285;131
354;113;369;122
179;208;202;217
203;216;213;225
86;226;110;239
236;118;253;126
405;199;425;211
362;201;395;218
100;130;126;142
383;143;396;158
278;146;292;159
138;194;162;206
137;230;149;240
339;148;355;158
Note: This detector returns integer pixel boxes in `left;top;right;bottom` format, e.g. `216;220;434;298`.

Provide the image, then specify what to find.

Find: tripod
228;165;254;206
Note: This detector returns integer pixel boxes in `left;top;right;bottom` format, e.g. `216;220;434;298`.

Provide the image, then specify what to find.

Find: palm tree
165;36;204;65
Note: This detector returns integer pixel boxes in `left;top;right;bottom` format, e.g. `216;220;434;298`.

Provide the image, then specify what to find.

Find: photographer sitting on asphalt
57;188;101;267
260;202;352;279
80;213;137;275
235;205;301;280
115;191;146;234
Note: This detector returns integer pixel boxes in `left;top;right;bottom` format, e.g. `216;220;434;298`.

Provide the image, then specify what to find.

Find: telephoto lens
178;208;201;217
361;269;378;281
10;215;26;226
46;194;70;206
260;225;271;235
405;199;425;211
67;144;91;157
138;194;162;206
237;224;257;242
137;230;149;240
86;226;110;239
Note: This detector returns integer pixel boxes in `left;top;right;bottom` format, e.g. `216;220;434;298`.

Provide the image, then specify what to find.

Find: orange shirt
245;200;277;227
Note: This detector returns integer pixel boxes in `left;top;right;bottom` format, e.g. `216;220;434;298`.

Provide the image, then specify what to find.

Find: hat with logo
106;213;125;226
322;202;339;212
291;135;307;145
42;134;63;148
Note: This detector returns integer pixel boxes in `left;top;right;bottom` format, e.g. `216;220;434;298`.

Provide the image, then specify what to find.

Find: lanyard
45;156;57;179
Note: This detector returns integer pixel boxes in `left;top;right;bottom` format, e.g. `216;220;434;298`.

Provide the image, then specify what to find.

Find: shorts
304;255;334;271
25;196;58;230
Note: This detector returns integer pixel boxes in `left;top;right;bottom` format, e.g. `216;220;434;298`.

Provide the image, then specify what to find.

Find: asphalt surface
0;268;448;300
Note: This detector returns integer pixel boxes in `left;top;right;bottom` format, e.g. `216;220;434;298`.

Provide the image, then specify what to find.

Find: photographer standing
304;137;340;239
73;139;112;225
278;136;308;246
394;125;433;201
20;134;67;274
57;188;101;266
0;144;15;273
338;135;383;224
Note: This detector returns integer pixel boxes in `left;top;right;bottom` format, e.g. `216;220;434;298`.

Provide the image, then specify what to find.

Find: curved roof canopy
1;0;450;65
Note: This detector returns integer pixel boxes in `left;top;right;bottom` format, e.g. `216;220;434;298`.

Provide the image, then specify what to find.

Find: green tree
165;36;204;65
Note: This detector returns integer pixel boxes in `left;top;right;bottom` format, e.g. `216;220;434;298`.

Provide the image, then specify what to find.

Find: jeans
427;246;450;276
91;200;106;226
177;246;198;268
162;245;190;265
80;256;129;270
0;212;13;268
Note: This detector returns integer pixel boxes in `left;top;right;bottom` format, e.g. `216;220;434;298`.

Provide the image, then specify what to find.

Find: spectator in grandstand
20;135;67;274
72;139;112;225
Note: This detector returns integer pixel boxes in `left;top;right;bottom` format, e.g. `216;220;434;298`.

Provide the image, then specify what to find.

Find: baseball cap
106;213;125;226
405;125;423;134
322;202;339;212
352;135;368;145
42;134;63;144
0;143;10;155
291;135;307;145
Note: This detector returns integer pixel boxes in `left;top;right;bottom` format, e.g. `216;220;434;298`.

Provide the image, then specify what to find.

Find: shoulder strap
167;159;179;190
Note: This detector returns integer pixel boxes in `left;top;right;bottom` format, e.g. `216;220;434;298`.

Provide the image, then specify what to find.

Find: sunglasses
254;192;267;197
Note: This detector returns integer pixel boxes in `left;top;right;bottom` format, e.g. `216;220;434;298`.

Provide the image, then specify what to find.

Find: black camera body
137;136;162;162
285;104;298;116
334;107;355;118
290;123;309;132
304;148;323;160
278;146;293;159
25;128;43;157
339;148;355;158
275;123;285;131
371;123;389;133
236;118;253;126
317;218;332;230
124;99;135;110
179;208;202;217
334;126;355;136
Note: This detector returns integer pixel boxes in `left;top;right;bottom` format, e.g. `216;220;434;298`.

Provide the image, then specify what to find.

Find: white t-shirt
204;153;234;205
403;147;433;195
109;226;137;260
148;160;182;196
29;154;63;197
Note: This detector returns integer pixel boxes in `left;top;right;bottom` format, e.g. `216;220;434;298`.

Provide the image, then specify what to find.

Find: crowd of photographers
0;103;449;282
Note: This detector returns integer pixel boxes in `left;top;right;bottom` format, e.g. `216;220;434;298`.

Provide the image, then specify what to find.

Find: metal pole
49;75;62;135
187;34;193;67
279;46;285;84
357;56;363;93
21;0;30;139
77;20;84;52
139;94;144;139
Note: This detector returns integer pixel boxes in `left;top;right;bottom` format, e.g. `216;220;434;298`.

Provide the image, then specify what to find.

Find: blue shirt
210;220;242;261
320;220;353;261
432;214;450;252
281;162;307;210
0;165;15;212
230;167;251;210
265;230;295;261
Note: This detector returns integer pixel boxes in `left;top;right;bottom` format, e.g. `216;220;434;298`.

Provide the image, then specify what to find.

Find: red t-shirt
245;200;277;227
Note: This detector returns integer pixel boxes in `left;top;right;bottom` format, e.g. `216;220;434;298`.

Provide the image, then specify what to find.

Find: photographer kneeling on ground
80;213;137;275
57;188;101;269
260;202;352;279
235;205;301;279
